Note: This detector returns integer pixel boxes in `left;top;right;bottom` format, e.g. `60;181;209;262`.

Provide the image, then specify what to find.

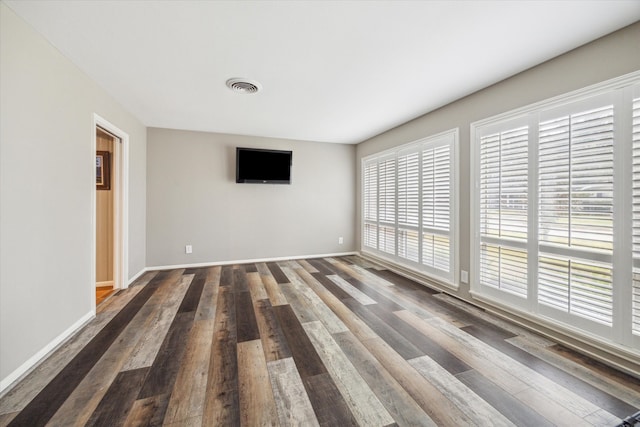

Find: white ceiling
5;1;640;144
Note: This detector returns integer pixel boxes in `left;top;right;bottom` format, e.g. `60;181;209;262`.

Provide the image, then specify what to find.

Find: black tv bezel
235;147;293;184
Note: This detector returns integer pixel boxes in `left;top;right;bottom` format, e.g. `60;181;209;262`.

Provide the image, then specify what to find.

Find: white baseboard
0;311;94;395
146;251;358;272
127;267;149;287
96;280;114;288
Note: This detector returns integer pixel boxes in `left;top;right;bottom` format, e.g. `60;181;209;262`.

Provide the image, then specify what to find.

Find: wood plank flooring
1;256;639;426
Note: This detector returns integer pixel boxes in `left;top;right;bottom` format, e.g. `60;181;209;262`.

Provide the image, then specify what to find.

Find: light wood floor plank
295;259;319;273
247;271;269;302
408;355;515;427
163;319;214;425
122;273;193;371
280;283;318;324
332;331;436;427
326;274;377;305
195;266;221;321
261;271;288;307
294;267;378;341
282;267;348;334
237;339;279;427
267;357;319;427
303;321;395;427
395;310;530;395
360;335;475;426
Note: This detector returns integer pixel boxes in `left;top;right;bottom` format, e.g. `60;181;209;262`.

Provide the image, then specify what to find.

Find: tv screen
236;147;292;184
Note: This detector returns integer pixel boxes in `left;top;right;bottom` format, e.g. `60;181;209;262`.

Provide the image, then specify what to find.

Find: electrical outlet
338;237;344;245
185;245;193;254
461;270;469;284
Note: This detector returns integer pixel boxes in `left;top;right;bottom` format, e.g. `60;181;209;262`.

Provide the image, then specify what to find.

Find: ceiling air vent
226;78;262;94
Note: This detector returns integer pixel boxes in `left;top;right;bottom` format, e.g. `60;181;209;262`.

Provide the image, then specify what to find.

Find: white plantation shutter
362;130;456;283
478;124;528;297
633;96;640;335
538;102;614;326
472;76;640;352
422;142;452;273
363;161;378;250
398;150;420;262
378;158;396;255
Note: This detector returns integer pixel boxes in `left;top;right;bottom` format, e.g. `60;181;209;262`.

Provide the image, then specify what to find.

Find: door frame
92;114;129;312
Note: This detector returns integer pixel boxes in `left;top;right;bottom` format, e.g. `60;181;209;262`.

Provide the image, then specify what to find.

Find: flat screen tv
236;147;292;184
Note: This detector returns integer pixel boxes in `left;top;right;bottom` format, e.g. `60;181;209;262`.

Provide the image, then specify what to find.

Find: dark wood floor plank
366;268;439;294
243;263;258;273
344;276;405;312
368;304;471;375
342;298;424;360
85;368;149;427
311;272;353;301
267;261;290;284
122;393;170;427
272;304;327;379
549;344;640;393
137;311;195;399
462;324;638;418
254;299;292;362
232;267;249;292
220;265;235;287
456;369;555;427
202;286;239;426
177;269;207;313
303;373;358;427
6;271;172;427
235;291;260;343
306;258;337;276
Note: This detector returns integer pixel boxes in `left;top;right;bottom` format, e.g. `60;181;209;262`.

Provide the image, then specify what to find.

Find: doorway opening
93;115;129;310
96;127;116;305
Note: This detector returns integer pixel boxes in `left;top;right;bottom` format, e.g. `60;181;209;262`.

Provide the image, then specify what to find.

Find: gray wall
356;21;640;299
146;128;356;267
0;3;147;384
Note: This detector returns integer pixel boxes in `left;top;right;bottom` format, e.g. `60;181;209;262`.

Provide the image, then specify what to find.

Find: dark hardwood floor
1;256;638;426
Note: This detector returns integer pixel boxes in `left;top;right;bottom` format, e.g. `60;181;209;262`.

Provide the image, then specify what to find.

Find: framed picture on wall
96;151;111;190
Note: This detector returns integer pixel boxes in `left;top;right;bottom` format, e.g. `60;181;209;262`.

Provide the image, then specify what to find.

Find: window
363;129;457;285
471;73;640;351
633;91;640;336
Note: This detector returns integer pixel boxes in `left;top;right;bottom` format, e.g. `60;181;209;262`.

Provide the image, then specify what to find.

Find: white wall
146;128;356;267
357;23;640;296
0;3;146;386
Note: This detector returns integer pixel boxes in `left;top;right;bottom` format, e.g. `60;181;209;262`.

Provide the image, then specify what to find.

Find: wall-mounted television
236;147;292;184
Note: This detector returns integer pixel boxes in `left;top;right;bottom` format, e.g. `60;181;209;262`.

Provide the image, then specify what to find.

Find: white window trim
470;70;640;354
362;128;459;290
